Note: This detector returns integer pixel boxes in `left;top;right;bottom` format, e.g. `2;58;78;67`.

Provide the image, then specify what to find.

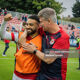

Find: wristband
33;49;37;54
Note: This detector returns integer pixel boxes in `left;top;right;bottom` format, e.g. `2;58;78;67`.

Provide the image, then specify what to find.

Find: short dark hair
28;15;40;23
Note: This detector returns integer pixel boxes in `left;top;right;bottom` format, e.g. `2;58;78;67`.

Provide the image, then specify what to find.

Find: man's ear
48;18;51;24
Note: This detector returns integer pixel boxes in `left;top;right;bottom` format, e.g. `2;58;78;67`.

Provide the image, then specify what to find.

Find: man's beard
27;29;36;36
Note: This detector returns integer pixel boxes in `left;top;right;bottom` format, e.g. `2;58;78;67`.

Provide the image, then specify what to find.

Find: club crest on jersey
50;39;55;45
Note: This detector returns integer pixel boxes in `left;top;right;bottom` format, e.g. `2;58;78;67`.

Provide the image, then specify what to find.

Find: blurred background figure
4;8;7;16
24;14;27;22
0;8;2;15
22;14;25;21
2;27;10;56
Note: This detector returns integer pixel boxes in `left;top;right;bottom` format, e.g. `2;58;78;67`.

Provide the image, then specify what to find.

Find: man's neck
49;24;60;34
30;32;39;38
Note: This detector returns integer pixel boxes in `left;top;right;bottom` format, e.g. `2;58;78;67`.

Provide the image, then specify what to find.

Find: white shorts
12;73;33;80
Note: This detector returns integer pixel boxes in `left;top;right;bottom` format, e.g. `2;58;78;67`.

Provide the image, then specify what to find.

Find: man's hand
4;13;13;21
22;42;37;53
18;30;27;47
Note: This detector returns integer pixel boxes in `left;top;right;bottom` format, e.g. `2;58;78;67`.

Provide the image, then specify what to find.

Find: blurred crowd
0;8;80;47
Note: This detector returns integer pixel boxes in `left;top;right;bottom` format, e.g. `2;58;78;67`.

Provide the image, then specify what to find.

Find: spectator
22;14;25;21
71;31;75;39
11;27;15;32
0;8;2;15
4;8;7;16
24;14;27;22
76;37;80;47
68;24;71;30
71;25;75;30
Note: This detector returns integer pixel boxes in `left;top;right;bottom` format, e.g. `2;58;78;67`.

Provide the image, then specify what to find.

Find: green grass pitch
0;40;80;80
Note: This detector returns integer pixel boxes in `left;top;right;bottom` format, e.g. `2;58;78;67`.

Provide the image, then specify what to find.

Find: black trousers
3;43;9;55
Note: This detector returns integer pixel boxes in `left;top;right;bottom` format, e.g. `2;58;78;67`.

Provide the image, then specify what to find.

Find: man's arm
22;43;57;64
0;14;19;42
18;29;27;46
35;50;57;64
22;37;70;64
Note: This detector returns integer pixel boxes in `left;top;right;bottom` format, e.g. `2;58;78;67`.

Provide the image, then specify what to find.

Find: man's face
26;19;39;36
39;17;49;31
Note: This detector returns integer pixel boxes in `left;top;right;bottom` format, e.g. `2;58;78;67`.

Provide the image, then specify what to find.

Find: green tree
0;0;62;15
32;0;62;15
72;0;80;17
